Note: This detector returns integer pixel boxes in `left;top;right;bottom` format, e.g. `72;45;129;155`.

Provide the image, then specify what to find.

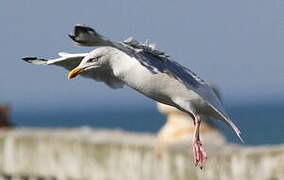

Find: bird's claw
192;140;207;169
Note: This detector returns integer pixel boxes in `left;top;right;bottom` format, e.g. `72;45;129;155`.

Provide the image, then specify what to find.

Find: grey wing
133;49;243;142
137;50;244;142
68;25;243;141
134;49;243;142
68;25;172;73
22;52;124;89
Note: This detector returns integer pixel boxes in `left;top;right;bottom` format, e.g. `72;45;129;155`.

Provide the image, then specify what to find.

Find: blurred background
0;0;283;145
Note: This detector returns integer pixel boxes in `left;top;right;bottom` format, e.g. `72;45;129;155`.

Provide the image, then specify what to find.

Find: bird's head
68;48;113;79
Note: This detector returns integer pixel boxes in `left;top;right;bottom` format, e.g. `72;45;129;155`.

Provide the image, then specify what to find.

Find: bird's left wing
22;52;124;89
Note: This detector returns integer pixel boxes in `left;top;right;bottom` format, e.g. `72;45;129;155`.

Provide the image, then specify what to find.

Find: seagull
22;25;243;168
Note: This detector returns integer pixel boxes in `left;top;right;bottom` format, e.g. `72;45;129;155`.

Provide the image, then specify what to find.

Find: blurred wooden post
156;103;225;157
157;103;216;133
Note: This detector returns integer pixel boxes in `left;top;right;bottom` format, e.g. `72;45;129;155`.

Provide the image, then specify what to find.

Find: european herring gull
22;25;243;168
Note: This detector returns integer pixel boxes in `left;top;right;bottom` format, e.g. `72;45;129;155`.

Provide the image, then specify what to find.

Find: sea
11;101;284;146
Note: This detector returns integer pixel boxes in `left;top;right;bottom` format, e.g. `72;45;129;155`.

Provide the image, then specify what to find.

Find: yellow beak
68;67;85;79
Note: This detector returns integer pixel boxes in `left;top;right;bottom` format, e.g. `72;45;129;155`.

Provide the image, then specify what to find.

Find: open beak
68;67;85;79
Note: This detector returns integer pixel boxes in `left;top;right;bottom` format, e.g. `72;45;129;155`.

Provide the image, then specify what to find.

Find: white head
68;47;119;79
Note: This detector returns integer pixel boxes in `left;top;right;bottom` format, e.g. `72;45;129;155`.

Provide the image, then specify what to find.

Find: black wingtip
69;24;95;42
68;34;84;44
74;24;95;32
22;57;38;62
68;34;76;41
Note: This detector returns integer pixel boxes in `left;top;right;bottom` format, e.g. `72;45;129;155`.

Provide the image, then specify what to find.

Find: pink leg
192;114;207;169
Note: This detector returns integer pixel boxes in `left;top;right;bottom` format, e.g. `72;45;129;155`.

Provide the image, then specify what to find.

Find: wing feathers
22;57;48;65
21;53;124;89
209;104;244;143
68;24;113;47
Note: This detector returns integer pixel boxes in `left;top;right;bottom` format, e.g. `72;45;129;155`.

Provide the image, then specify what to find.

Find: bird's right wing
22;52;124;89
68;25;114;47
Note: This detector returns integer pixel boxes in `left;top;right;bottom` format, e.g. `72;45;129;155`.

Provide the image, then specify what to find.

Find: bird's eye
87;55;103;63
87;58;96;63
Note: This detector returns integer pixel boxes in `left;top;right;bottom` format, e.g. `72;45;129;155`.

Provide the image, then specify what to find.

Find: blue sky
0;0;283;110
